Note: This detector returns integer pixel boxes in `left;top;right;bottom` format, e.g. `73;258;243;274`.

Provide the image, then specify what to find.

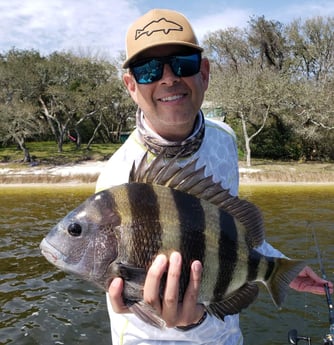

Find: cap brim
122;42;203;68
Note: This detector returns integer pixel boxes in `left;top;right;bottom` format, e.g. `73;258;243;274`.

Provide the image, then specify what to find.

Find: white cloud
0;0;140;57
284;0;334;20
1;0;334;59
191;8;251;42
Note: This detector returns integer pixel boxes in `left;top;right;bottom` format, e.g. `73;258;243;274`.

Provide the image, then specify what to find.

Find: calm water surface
0;184;333;345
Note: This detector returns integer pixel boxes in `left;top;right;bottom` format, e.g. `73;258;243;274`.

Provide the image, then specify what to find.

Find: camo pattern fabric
136;108;205;158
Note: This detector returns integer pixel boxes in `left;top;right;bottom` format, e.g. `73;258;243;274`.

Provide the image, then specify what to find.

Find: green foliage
204;15;334;164
0;49;135;161
1;15;334;164
250;119;303;160
0;141;121;165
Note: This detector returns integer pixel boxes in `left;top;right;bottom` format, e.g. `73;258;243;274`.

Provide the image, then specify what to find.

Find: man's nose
159;63;180;85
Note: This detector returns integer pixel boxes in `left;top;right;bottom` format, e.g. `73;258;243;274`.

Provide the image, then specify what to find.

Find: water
0;184;333;345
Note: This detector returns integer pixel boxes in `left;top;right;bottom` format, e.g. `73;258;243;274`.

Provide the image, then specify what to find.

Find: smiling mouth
159;94;185;102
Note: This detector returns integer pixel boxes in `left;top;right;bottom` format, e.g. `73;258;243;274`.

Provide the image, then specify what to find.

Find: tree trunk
240;114;252;167
23;147;31;163
14;135;31;163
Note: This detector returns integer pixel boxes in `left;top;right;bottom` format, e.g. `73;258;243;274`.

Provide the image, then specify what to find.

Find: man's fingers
143;254;168;314
110;252;206;328
183;260;202;306
162;252;182;326
108;277;130;313
178;260;204;326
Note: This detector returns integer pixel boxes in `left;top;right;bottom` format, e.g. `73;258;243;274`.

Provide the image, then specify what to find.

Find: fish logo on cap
135;17;183;40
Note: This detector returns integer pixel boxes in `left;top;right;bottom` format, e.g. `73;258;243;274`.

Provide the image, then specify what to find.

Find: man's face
123;45;210;141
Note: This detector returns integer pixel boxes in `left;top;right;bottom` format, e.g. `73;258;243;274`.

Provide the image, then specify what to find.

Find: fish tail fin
266;258;306;308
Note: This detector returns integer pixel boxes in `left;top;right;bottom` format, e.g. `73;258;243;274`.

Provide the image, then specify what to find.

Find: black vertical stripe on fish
247;249;262;282
213;210;238;301
171;189;206;297
264;257;276;281
41;151;307;328
126;183;163;268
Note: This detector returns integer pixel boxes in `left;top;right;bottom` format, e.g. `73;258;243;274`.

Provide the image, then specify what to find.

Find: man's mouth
159;94;185;102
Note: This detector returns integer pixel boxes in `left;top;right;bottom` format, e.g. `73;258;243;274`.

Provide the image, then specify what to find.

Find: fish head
40;190;121;290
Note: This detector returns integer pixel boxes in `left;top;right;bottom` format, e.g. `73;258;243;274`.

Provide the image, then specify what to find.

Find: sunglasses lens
171;54;201;78
131;59;163;84
130;53;201;84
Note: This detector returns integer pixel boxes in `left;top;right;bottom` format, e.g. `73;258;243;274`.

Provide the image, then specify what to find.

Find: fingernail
193;260;202;272
110;277;122;288
153;254;166;267
170;252;181;265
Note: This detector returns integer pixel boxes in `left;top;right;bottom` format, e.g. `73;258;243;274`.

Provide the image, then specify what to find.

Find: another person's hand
289;266;333;295
108;252;205;328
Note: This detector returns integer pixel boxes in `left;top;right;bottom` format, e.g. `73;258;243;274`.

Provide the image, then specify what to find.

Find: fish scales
125;183;163;269
40;151;306;329
124;182;209;298
123;182;227;305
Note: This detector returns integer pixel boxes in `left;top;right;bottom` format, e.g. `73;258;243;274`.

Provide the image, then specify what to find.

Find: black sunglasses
130;53;202;84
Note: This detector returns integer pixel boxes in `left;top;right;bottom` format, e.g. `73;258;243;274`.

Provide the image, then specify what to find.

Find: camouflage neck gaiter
136;108;205;158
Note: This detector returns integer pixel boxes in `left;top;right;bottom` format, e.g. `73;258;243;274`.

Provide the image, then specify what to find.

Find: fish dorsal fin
130;151;264;247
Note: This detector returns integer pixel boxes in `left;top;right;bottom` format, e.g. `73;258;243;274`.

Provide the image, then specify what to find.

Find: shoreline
1;181;334;188
1;160;334;187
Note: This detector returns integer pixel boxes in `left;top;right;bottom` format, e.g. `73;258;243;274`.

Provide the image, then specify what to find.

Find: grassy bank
0;141;121;166
1;160;334;185
239;160;334;184
1;142;334;184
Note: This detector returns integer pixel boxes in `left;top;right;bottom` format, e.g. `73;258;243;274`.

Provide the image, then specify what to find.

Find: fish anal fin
207;283;259;320
129;301;166;329
266;258;306;308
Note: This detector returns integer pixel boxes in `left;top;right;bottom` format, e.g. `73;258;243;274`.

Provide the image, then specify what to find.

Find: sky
1;0;334;59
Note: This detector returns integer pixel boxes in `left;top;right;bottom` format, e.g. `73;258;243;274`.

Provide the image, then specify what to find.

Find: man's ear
123;72;136;93
200;57;210;90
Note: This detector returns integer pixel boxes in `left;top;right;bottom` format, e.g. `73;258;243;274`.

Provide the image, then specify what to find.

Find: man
96;9;333;344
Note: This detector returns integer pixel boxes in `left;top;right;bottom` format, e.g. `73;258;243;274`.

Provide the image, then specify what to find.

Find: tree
208;62;291;166
286;16;334;81
0;49;46;161
285;17;334;159
204;18;292;166
248;16;286;71
38;53;122;152
0;102;41;162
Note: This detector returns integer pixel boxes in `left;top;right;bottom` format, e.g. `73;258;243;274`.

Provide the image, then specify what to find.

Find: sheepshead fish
40;152;305;328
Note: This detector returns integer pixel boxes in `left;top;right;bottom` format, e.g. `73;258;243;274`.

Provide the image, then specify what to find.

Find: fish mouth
40;238;66;266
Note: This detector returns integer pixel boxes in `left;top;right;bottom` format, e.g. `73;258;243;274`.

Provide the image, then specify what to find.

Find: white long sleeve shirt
95;117;284;345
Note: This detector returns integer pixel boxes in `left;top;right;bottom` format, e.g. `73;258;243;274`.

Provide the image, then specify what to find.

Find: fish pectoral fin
117;262;146;283
207;283;259;320
118;262;166;328
129;301;166;329
116;263;146;300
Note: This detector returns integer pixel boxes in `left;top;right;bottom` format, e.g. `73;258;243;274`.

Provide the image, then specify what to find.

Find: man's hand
108;252;205;328
289;266;333;295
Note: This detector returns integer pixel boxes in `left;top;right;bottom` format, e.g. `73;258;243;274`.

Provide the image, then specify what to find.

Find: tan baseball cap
123;9;203;68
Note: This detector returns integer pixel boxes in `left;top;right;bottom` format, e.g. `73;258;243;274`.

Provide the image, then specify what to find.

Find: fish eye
67;223;82;237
